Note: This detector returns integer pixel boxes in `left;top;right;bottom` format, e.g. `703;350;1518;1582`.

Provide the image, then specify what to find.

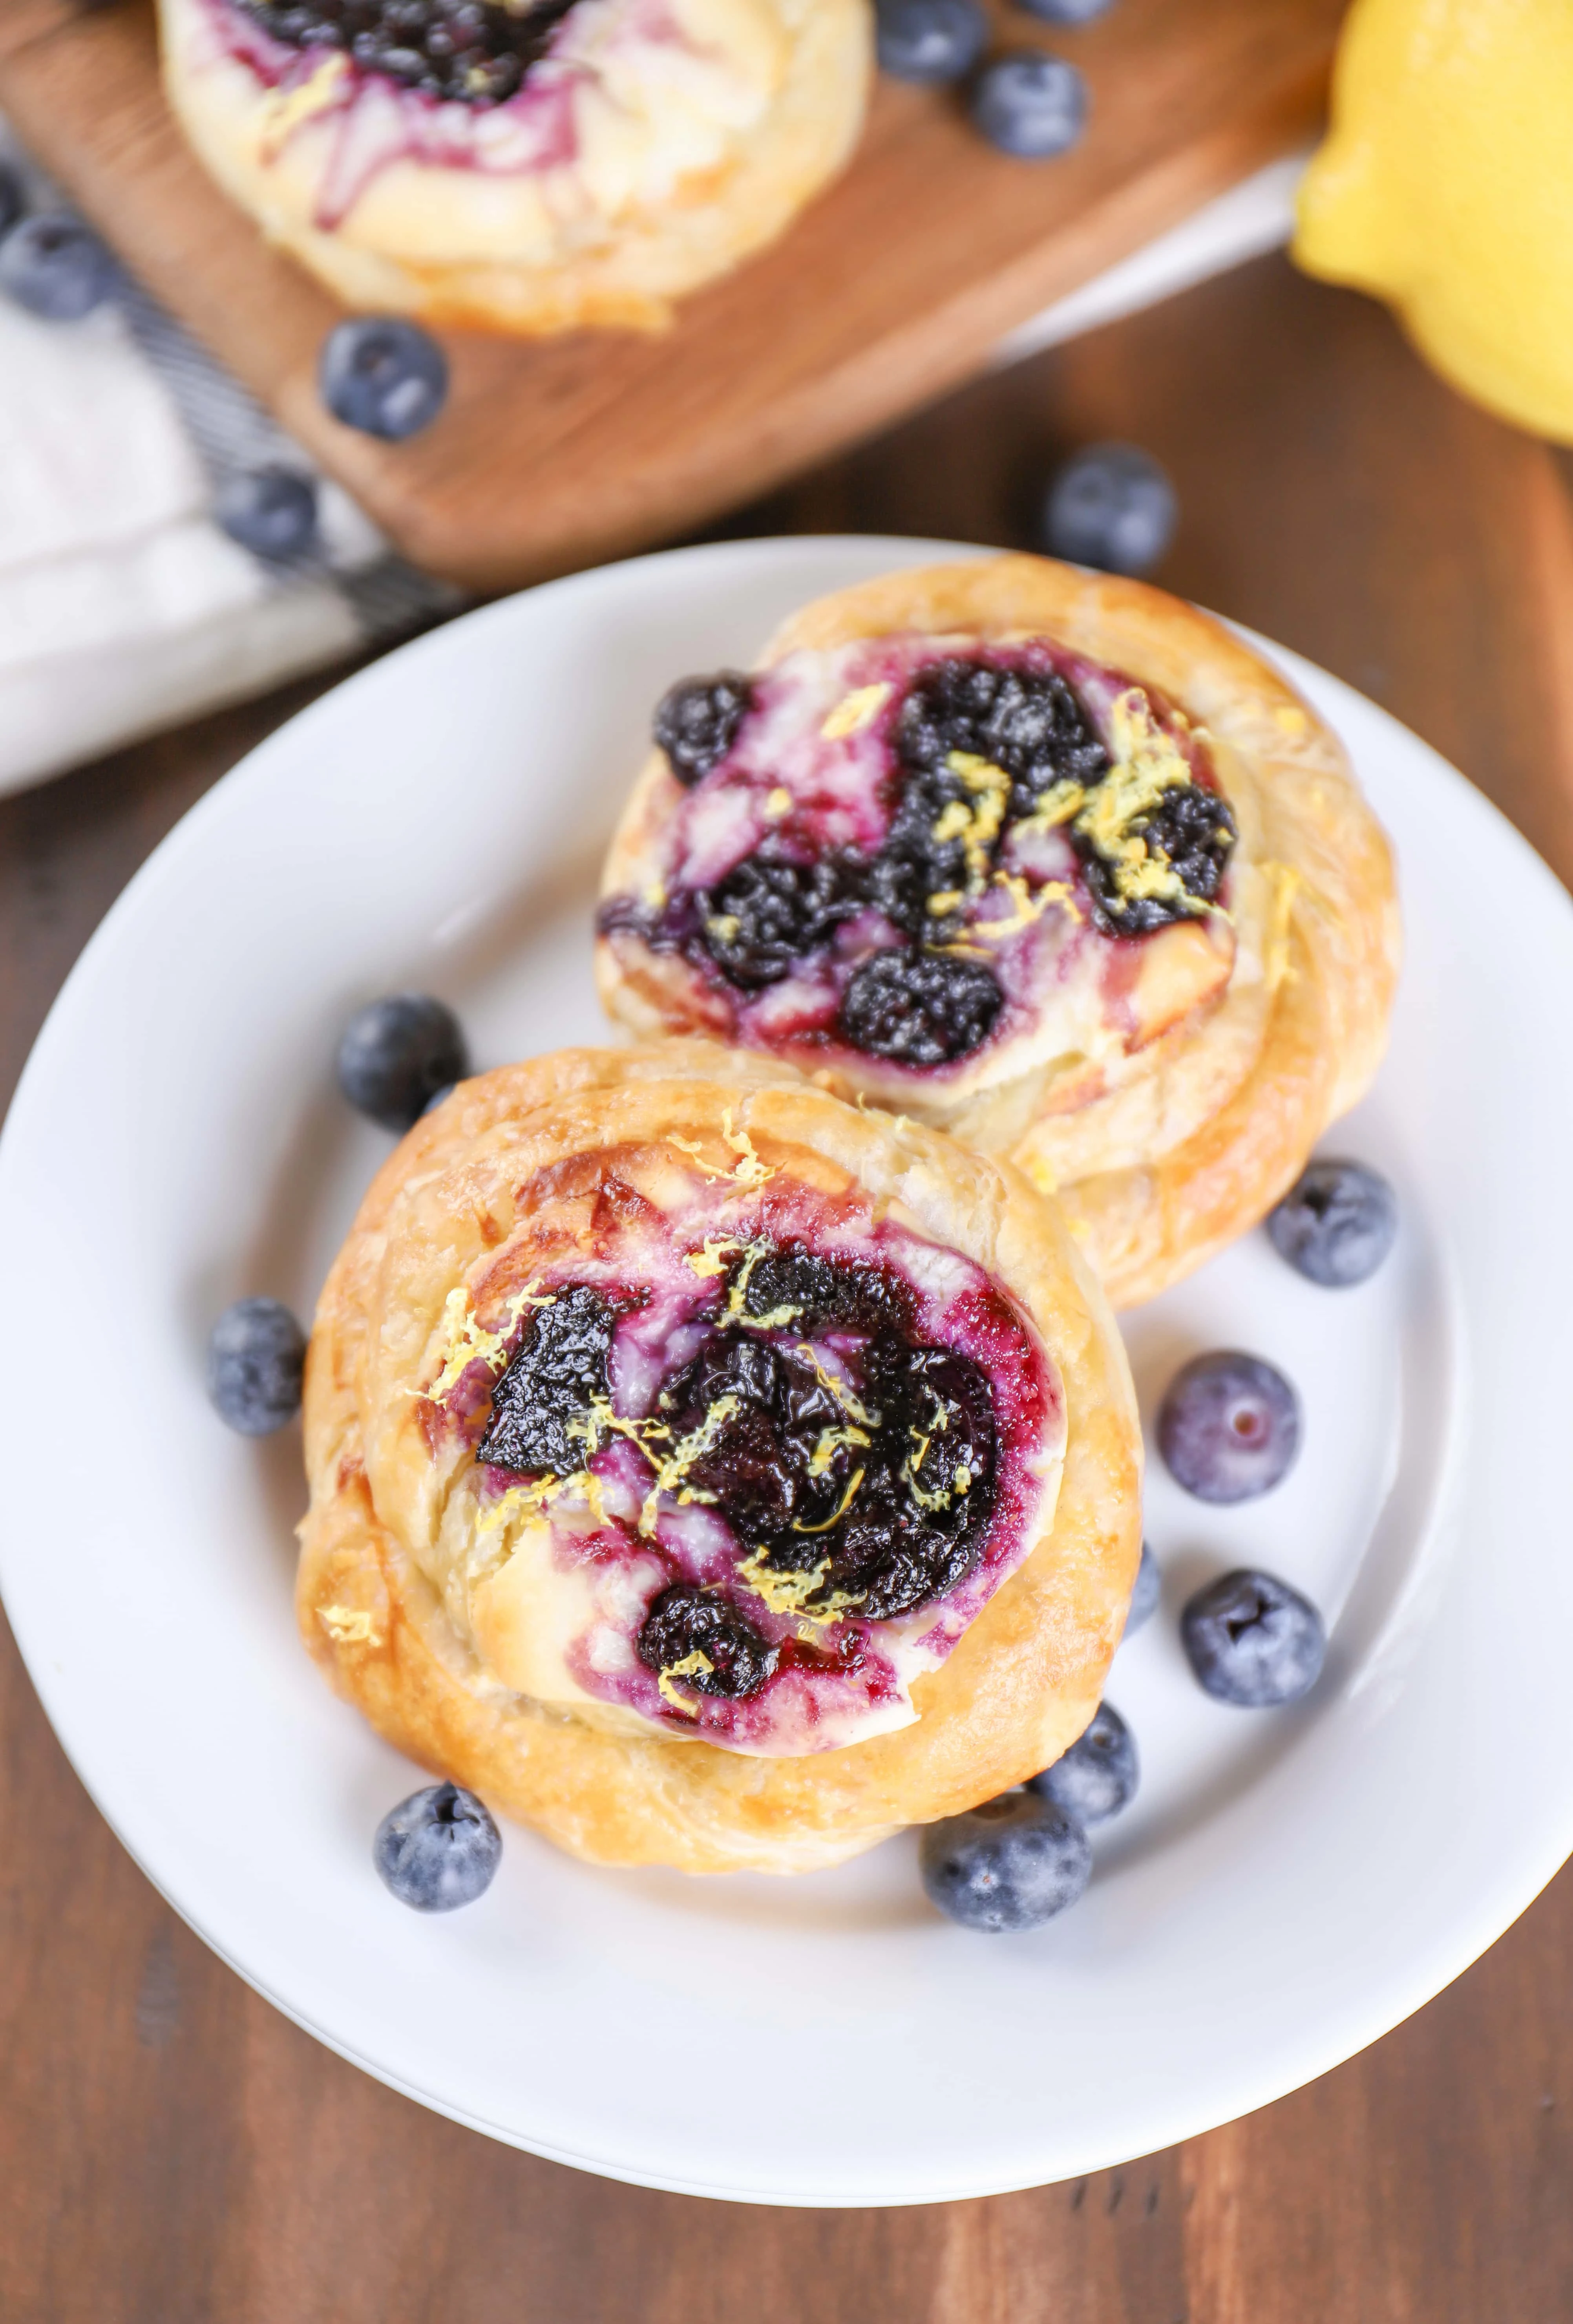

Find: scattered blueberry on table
970;52;1087;159
1122;1538;1160;1638
921;1789;1093;1931
214;467;319;562
0;163;25;240
1043;442;1177;575
874;0;988;83
336;994;470;1132
1016;0;1115;18
1181;1569;1326;1708
206;1296;307;1435
374;1783;501;1912
1029;1702;1138;1825
1158;1349;1301;1504
320;316;449;441
1268;1159;1398;1288
0;215;116;322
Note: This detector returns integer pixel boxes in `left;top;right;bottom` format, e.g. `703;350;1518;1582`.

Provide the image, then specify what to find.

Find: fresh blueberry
1181;1568;1326;1708
1029;1702;1138;1825
1043;443;1177;576
1267;1159;1398;1288
336;994;470;1132
1123;1539;1160;1637
422;1081;457;1117
320;316;448;441
875;0;987;83
0;165;25;240
920;1789;1092;1931
373;1781;501;1911
214;467;319;560
970;52;1087;159
0;214;117;321
1158;1350;1301;1504
1015;0;1114;20
206;1296;307;1435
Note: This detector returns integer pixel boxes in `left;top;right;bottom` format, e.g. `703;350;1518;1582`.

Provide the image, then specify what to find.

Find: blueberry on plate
1158;1349;1300;1504
0;164;25;240
1043;442;1176;576
920;1789;1092;1931
374;1782;501;1911
0;215;117;321
970;52;1087;159
1015;0;1114;20
1267;1158;1398;1288
214;466;319;561
875;0;987;82
336;994;470;1132
320;316;449;441
206;1296;307;1435
1029;1702;1138;1825
1181;1568;1326;1708
1122;1539;1160;1638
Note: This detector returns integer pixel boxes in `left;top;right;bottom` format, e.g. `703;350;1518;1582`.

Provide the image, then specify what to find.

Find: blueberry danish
597;557;1400;1306
299;1043;1140;1872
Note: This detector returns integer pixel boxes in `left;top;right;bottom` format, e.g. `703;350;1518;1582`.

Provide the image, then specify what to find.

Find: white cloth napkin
0;123;1298;800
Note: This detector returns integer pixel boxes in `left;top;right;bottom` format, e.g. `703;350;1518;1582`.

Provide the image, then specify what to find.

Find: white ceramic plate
2;537;1571;2207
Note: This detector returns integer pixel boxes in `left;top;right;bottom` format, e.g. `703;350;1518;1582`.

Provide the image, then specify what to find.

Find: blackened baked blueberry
373;1782;501;1911
698;850;862;987
214;467;319;561
1122;1538;1160;1637
920;1790;1092;1931
839;948;1003;1065
477;1285;618;1475
970;53;1087;160
652;671;754;785
1044;442;1177;577
320;317;448;440
896;656;1108;818
206;1296;307;1434
240;0;579;104
875;0;987;82
336;993;469;1130
1267;1159;1398;1288
736;1245;906;1335
1181;1569;1326;1708
1073;778;1235;935
0;215;116;321
1029;1702;1138;1824
1158;1350;1301;1504
638;1585;779;1699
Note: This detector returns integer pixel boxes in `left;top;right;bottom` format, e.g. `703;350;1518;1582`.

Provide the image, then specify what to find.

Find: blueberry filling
653;671;755;787
238;0;580;105
470;1245;1004;1701
606;649;1238;1066
838;947;1003;1066
636;1585;779;1699
475;1284;618;1475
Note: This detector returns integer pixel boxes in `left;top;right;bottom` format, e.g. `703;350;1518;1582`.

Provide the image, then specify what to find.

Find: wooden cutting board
0;0;1343;590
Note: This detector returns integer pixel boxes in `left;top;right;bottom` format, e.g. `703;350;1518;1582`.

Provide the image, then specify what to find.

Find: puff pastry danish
158;0;869;333
596;557;1400;1307
300;1043;1140;1872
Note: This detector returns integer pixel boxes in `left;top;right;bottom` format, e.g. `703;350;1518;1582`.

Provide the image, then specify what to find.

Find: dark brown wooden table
5;251;1573;2323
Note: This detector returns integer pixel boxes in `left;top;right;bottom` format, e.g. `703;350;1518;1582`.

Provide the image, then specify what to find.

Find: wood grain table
6;251;1573;2324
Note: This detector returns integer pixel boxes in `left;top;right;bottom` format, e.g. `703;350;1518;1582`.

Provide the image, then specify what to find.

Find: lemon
1294;0;1573;442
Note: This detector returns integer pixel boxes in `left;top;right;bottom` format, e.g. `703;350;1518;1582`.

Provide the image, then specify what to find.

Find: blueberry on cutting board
971;53;1087;159
875;0;988;82
320;316;449;441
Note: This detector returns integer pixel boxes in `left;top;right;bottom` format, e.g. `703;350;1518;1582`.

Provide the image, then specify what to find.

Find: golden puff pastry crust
596;556;1400;1308
300;1042;1141;1874
157;0;870;333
